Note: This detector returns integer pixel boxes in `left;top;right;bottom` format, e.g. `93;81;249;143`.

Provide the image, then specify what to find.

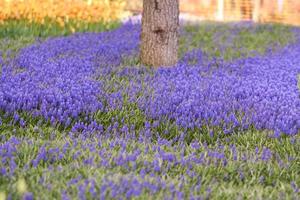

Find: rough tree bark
140;0;179;67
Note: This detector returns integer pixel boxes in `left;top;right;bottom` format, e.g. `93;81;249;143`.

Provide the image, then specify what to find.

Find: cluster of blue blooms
1;131;298;199
0;20;300;199
1;22;299;136
0;24;140;130
142;45;300;135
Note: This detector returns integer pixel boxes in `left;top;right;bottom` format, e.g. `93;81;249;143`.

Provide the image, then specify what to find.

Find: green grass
0;19;120;39
0;21;299;200
0;122;299;199
297;74;300;90
179;22;295;61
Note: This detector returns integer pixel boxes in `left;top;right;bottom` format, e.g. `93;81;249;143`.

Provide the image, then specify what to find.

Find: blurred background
127;0;300;26
0;0;129;25
0;0;299;37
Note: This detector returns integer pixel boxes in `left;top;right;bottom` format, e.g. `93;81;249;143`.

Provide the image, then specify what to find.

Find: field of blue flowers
0;19;300;200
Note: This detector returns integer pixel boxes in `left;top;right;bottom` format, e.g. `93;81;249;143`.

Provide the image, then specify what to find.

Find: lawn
0;19;299;200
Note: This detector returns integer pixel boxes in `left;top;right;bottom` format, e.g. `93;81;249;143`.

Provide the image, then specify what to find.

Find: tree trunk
140;0;179;67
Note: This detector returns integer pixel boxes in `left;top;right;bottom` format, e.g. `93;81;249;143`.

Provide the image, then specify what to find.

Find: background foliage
0;0;128;36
